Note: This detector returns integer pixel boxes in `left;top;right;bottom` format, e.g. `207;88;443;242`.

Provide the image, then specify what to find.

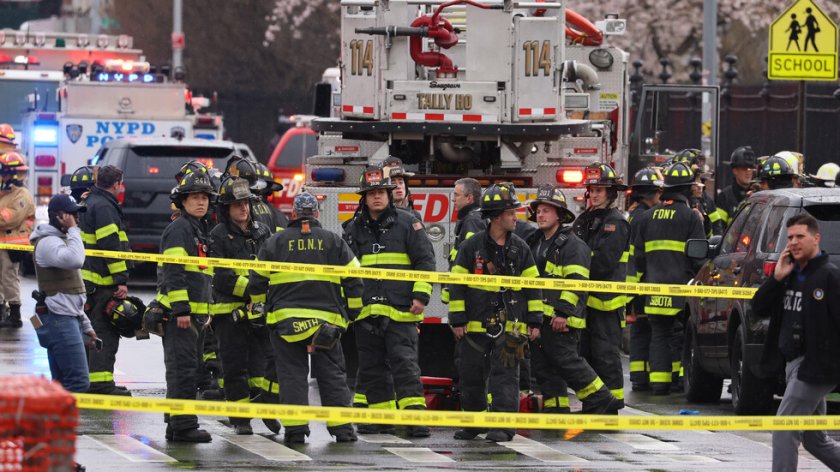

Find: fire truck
305;0;630;376
0;30;224;202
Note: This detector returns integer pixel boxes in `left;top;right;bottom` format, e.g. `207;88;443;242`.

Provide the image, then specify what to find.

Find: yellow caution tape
0;243;755;299
73;394;840;431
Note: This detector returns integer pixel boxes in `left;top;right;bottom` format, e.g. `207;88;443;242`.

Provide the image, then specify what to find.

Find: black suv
90;138;252;253
683;188;840;414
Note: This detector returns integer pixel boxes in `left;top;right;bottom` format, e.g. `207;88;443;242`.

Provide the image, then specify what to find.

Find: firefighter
383;156;422;221
759;154;800;190
157;171;216;443
79;165;133;395
810;163;839;188
632;161;706;395
526;185;620;414
716;146;756;226
173;160;223;399
256;163;289;231
208;176;280;435
449;183;542;442
0;151;34;328
225;157;279;233
572;163;630;408
342;166;436;438
673;149;723;236
0;124;15;152
250;191;363;444
68;165;98;203
626;167;663;392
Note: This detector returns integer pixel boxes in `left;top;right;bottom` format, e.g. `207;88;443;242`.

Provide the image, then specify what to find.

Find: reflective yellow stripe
449;300;465;312
610;388;624;400
262;379;279;394
719;208;731;225
210;302;245;315
441;288;450;303
270;272;340;285
167;289;189;303
397;397;426;409
645;306;681;316
542;302;555;317
89;372;114;382
95;223;120;241
251;293;266;304
449;248;457;262
566;316;586;329
233;276;249;298
80;231;96;245
248;377;265;389
672;361;682;373
619;251;629;263
358;303;421;323
203;352;217;362
575;377;604;400
360;252;411;266
107;261;127;274
233;397;250;403
562;265;590;278
81;269;114;286
413;282;433;295
587;295;626;311
452;265;470;274
353;393;368;405
543;396;569;408
709;209;722;223
559;291;579;306
283;420;309;427
629;245;635;256
369;400;397;410
644;240;686;253
347;297;363;309
521;265;539;278
267;308;348;328
465;320;526;334
650;372;672;383
281;324;322;342
527;299;542;312
629;361;647;373
347;257;361;268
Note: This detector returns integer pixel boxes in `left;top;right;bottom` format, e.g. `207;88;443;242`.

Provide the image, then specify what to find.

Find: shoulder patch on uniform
604;224;616;232
814;288;825;301
413;221;423;231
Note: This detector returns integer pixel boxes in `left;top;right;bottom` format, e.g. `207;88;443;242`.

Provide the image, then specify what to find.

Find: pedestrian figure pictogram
769;0;838;81
787;14;801;51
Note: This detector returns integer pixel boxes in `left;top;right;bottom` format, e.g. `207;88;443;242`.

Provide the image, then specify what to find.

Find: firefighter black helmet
528;184;575;224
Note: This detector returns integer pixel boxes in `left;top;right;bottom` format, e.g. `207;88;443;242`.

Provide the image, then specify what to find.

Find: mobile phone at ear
94;338;103;351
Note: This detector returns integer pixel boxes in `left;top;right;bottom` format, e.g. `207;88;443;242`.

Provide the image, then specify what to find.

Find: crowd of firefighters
0;120;838;444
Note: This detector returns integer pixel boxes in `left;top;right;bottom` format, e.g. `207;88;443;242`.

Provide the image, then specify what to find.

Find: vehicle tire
683;324;723;403
730;323;774;415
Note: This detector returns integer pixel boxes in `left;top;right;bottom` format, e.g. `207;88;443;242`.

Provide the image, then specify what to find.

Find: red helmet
0;124;15;146
0;152;29;174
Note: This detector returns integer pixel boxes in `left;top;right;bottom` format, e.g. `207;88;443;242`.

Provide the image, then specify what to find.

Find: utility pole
702;0;717;174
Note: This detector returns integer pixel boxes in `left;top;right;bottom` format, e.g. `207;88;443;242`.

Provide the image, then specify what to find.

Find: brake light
35;155;56;167
148;166;160;174
763;261;777;278
556;168;585;185
37;176;52;196
741;235;751;248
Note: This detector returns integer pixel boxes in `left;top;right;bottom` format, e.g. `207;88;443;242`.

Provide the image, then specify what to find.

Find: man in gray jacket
30;194;98;392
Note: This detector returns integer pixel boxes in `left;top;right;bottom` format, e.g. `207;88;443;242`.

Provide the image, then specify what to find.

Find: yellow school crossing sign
768;0;838;80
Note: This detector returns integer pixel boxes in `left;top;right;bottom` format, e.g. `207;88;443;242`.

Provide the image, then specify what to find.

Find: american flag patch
604;224;616;232
413;221;424;231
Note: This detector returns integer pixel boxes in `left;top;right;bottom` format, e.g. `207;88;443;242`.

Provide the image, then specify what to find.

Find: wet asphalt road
1;276;836;471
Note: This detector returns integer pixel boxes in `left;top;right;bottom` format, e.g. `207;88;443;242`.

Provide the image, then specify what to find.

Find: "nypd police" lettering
85;121;157;147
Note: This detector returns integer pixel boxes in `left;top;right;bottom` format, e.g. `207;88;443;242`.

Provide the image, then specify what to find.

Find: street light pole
702;0;717;176
173;0;183;71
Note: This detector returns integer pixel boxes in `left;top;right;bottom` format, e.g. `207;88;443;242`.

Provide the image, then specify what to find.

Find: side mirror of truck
685;239;710;259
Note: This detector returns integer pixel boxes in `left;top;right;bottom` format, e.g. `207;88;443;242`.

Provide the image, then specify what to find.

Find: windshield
275;133;316;168
0;80;60;127
804;204;840;256
125;145;234;177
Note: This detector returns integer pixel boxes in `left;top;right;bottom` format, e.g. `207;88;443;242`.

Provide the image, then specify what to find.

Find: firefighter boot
171;428;212;443
7;304;21;328
404;405;430;438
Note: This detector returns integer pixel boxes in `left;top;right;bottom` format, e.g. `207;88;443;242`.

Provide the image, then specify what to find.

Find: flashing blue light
311;168;345;183
194;133;216;140
96;72;109;81
32;124;58;146
143;74;154;83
